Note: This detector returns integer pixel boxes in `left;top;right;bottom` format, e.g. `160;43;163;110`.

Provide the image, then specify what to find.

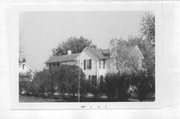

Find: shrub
102;71;155;101
30;65;85;99
130;71;155;101
103;73;130;101
32;69;53;96
80;79;99;98
19;72;33;95
52;65;85;97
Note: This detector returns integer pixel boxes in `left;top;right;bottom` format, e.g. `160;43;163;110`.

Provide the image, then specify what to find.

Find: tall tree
139;12;155;75
133;12;155;100
140;12;155;45
52;36;96;56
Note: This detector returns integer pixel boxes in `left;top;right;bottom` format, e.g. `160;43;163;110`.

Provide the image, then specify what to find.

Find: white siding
76;50;109;82
19;64;32;74
19;63;35;80
97;60;107;80
76;51;97;80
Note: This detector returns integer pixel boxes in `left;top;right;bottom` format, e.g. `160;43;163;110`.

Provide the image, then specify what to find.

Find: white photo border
9;3;163;109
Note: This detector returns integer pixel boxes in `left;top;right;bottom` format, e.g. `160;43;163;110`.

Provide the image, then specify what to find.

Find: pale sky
19;11;147;71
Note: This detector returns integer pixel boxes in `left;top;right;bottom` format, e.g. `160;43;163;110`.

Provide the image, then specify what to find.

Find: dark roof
46;53;80;64
46;47;111;64
101;49;110;54
86;47;110;59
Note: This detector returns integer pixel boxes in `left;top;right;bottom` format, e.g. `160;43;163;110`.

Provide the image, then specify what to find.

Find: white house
75;47;110;83
19;59;35;81
45;46;143;84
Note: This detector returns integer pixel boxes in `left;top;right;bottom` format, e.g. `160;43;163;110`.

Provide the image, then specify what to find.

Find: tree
19;72;33;95
109;38;142;74
139;12;155;82
33;69;53;96
52;36;96;56
32;65;86;100
140;12;155;44
52;65;84;97
131;12;155;101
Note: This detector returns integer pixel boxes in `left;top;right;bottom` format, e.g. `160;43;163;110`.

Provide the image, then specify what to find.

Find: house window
87;59;92;69
84;60;86;70
99;60;105;69
84;59;92;70
103;59;105;69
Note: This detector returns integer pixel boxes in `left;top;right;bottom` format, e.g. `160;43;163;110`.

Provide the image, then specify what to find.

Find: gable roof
85;47;110;59
19;62;36;74
45;46;143;64
101;49;110;54
46;47;110;64
46;53;80;64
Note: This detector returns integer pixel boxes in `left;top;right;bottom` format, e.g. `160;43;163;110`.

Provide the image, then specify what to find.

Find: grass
19;94;154;102
19;95;65;102
19;95;109;102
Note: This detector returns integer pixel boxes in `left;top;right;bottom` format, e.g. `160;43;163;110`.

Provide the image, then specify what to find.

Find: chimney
67;50;72;55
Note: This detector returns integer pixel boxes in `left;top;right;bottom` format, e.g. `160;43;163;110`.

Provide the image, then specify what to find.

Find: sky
19;11;146;71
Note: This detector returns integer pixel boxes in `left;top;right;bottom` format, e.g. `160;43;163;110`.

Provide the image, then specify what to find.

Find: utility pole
78;60;80;102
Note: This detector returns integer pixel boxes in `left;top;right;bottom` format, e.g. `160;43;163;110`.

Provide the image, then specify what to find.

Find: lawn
19;95;65;102
19;94;154;102
19;94;109;102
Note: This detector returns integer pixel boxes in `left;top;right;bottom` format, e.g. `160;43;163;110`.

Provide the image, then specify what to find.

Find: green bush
19;65;154;101
130;71;155;101
80;79;99;98
103;73;130;101
19;72;33;95
102;71;155;101
31;65;85;99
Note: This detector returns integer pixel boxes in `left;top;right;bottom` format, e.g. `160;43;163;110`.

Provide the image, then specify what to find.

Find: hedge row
19;65;155;101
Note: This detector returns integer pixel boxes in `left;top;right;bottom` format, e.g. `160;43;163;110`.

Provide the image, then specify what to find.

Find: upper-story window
84;60;86;69
99;59;105;69
103;59;105;69
87;59;92;69
84;59;92;70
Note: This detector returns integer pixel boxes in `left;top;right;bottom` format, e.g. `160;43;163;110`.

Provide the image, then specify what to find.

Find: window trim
84;59;92;70
88;59;92;69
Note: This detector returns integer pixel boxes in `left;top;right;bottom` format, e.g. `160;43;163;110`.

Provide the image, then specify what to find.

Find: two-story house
46;47;110;84
45;46;144;84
